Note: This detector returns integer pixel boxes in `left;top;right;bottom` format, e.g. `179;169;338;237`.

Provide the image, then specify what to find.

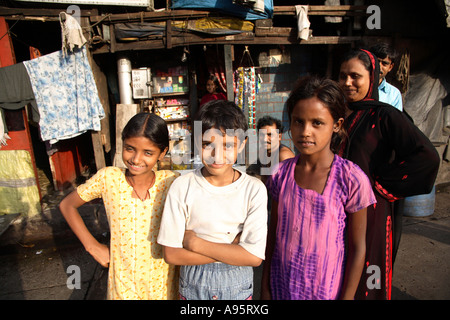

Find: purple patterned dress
267;154;376;300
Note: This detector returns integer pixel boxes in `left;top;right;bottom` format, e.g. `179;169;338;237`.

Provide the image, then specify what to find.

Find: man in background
370;43;403;111
247;115;295;183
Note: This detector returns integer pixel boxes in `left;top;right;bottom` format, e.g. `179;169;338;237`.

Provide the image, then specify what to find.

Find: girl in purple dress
261;76;376;300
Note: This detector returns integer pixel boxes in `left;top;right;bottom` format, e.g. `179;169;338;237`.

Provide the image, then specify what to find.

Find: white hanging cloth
59;12;87;56
295;5;311;40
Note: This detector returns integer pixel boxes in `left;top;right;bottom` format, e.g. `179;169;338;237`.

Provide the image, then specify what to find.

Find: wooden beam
0;7;98;18
89;9;213;23
109;24;116;53
255;27;296;37
92;32;256;53
224;45;234;101
81;17;106;170
166;19;172;49
0;6;368;22
274;5;367;16
308;11;367;16
92;34;366;54
300;36;364;44
91;131;106;170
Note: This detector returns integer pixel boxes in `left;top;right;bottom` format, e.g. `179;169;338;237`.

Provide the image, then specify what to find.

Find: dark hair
121;112;169;152
206;74;225;93
286;75;347;152
195;99;248;140
257;115;283;132
340;49;373;73
369;42;398;61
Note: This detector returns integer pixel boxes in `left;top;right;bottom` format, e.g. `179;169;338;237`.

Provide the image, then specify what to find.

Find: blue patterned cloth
23;47;104;143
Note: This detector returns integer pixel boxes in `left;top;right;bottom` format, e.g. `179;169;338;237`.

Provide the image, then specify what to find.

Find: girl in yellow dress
59;113;180;299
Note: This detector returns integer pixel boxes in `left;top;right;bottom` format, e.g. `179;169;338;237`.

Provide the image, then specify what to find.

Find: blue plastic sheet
171;0;273;20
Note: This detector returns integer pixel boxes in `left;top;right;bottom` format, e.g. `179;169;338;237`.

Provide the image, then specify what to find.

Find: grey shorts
179;263;253;300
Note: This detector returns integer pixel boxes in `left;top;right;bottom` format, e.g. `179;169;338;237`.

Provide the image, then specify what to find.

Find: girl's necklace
126;172;156;201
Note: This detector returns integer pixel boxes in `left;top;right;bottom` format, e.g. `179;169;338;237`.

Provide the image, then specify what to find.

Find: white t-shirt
157;168;268;260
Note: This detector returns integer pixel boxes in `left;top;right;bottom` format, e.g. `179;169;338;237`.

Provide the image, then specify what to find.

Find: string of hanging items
234;46;261;129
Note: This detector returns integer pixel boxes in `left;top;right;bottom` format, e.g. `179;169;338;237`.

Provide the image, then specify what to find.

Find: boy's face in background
200;127;246;177
378;56;394;82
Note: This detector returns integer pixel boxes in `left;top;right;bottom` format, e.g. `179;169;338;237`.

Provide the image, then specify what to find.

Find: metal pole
117;55;133;104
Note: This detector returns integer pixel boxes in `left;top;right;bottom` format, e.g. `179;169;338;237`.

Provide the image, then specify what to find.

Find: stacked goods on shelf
153;66;189;94
155;98;190;120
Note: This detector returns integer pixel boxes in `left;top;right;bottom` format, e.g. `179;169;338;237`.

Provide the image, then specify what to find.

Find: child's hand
87;242;110;268
182;230;198;251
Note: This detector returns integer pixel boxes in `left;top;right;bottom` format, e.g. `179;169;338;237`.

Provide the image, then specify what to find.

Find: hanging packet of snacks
234;46;258;129
246;67;256;129
235;67;256;129
235;67;245;110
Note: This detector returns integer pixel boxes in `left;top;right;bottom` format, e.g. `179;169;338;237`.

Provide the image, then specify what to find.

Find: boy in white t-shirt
157;100;268;300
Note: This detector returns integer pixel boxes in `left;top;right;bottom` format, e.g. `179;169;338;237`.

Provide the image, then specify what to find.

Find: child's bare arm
183;230;262;267
59;191;110;267
162;246;216;265
162;232;241;266
339;207;367;300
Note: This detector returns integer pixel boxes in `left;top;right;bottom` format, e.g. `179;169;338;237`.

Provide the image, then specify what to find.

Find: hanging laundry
59;12;87;56
295;5;311;40
23;46;105;144
0;62;39;122
0;62;40;147
0;109;10;148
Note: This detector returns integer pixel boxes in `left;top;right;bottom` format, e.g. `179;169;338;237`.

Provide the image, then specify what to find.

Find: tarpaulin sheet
174;17;254;34
404;74;448;145
171;0;273;20
115;22;165;39
403;49;450;144
115;17;254;40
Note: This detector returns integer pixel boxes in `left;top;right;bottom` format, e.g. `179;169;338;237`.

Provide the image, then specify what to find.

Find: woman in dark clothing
337;49;440;300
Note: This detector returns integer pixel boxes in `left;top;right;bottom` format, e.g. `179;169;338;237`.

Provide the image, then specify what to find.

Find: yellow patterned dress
77;167;180;300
